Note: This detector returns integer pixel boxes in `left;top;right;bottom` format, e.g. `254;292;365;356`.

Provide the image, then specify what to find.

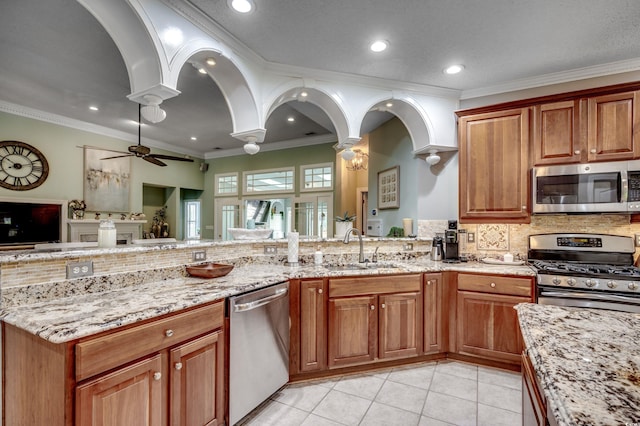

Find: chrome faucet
343;227;366;263
372;246;379;263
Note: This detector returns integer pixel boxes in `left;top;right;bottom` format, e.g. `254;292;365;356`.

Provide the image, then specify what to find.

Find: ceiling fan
101;105;195;167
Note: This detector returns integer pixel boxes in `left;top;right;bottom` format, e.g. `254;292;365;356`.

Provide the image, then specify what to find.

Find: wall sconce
243;136;260;155
425;149;441;166
346;149;369;171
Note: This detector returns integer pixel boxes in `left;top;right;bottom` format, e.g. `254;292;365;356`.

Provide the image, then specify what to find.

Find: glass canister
98;219;117;248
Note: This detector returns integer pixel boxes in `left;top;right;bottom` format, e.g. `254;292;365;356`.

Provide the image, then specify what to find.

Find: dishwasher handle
233;287;288;313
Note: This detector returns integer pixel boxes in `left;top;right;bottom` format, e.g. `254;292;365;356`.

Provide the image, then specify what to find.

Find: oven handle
539;290;640;304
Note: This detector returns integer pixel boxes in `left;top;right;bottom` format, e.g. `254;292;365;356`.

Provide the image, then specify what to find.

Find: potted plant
335;211;356;238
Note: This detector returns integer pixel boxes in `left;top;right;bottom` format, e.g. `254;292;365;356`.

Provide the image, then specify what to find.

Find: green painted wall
0;111;204;239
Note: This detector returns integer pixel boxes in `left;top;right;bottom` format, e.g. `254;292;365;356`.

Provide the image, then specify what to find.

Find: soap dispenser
314;245;323;265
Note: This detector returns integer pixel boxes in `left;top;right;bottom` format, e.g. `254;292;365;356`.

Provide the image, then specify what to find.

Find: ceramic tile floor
237;360;522;426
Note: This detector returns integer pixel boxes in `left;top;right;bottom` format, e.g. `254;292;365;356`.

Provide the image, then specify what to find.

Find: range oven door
538;286;640;313
532;162;627;213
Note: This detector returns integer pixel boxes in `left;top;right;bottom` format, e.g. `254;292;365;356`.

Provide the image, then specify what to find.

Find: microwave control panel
629;171;640;202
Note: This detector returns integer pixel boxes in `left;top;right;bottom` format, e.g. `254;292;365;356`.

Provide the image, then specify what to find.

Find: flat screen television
0;201;62;246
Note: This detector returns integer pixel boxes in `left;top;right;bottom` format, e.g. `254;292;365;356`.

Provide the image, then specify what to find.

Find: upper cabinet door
458;108;530;223
532;100;583;165
587;90;640;162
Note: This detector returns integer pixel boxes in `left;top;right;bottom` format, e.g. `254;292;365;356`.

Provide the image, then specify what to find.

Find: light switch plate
467;232;475;243
66;261;93;279
635;234;640;247
192;250;207;262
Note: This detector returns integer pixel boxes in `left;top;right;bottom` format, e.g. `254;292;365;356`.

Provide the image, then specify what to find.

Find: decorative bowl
186;263;234;278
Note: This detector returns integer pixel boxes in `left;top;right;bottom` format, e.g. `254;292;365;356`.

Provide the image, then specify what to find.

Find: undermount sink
324;262;402;271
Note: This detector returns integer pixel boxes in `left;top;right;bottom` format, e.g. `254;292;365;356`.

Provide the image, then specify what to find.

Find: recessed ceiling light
89;106;99;111
198;67;207;74
229;0;254;13
444;64;465;75
385;102;393;108
287;117;295;122
300;91;308;98
206;58;216;66
370;40;389;53
190;136;197;141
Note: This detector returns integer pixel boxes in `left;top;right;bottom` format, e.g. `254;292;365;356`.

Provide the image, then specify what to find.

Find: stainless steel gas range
528;233;640;313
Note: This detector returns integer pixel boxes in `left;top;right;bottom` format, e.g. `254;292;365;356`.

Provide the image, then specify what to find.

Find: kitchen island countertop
516;303;640;426
1;260;534;344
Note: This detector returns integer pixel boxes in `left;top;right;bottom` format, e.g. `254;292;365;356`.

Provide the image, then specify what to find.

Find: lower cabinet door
76;354;163;426
300;279;327;372
328;295;377;368
170;331;225;426
379;292;421;359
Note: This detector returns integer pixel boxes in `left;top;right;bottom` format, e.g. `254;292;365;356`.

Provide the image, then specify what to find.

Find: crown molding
0;100;204;159
205;133;337;159
461;58;640;100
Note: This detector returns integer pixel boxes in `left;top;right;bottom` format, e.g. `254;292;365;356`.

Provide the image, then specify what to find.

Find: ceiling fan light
140;104;167;123
244;141;260;155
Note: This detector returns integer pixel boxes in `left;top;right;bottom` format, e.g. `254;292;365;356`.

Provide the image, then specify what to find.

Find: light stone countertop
516;303;640;426
1;260;535;344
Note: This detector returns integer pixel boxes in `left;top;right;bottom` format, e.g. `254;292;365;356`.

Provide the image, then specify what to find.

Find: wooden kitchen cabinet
533;91;640;165
296;278;327;373
423;273;445;354
457;108;530;223
327;274;422;368
455;273;533;365
522;352;547;426
3;300;226;426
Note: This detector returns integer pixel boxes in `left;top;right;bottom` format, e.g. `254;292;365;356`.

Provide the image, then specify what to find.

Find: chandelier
346;149;368;171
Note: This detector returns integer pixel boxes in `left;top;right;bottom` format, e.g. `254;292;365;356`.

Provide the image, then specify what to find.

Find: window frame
242;167;295;196
214;172;239;196
300;162;334;192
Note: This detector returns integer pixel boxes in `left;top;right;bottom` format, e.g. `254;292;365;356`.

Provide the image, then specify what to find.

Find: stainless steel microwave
532;160;640;214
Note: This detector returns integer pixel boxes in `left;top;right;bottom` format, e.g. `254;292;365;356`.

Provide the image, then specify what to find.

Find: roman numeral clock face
0;141;49;191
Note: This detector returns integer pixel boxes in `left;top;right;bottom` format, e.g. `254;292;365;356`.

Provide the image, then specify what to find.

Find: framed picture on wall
83;147;131;212
377;166;400;209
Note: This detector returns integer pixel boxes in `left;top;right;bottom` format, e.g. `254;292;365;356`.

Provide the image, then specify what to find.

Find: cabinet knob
427;280;432;286
174;362;183;371
153;372;162;381
370;305;375;310
381;303;386;309
490;282;496;288
574;150;581;155
522;206;527;210
318;288;323;294
165;329;174;337
590;148;597;154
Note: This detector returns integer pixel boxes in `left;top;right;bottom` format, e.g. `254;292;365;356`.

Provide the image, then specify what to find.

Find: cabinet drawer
76;301;224;381
457;274;532;297
329;274;420;298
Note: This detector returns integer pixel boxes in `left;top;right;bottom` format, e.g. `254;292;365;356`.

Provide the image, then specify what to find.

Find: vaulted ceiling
1;0;639;157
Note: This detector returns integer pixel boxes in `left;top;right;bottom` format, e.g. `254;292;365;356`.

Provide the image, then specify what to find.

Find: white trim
205;134;337;159
300;162;334;192
214;172;239;196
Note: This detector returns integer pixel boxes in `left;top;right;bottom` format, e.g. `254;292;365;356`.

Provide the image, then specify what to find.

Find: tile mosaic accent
477;224;509;251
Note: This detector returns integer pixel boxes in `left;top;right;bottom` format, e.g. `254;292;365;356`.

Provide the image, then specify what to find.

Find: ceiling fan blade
144;156;167;166
101;154;134;160
149;154;195;162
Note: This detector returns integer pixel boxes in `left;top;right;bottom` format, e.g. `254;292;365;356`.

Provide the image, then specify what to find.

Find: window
301;163;333;192
243;168;294;195
184;200;201;239
215;173;238;196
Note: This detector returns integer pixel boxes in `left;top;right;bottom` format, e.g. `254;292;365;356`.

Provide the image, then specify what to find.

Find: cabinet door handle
574;150;581;155
165;329;174;337
427;280;432;286
381;303;386;309
153;372;162;381
590;148;597;154
318;288;323;294
370;305;375;310
174;362;183;371
490;282;496;288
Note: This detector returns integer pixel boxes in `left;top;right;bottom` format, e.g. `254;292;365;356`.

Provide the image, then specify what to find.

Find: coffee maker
444;220;459;262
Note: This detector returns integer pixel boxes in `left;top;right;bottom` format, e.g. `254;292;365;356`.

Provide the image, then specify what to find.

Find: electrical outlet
66;261;93;279
264;245;278;254
403;243;413;251
192;250;207;262
635;234;640;247
467;232;475;243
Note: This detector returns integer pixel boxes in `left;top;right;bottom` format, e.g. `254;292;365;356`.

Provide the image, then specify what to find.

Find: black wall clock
0;140;49;191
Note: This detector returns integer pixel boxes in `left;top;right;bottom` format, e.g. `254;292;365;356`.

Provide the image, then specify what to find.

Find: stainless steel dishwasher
229;281;290;425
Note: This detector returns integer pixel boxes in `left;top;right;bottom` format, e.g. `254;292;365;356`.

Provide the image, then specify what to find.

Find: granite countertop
516;303;640;426
1;260;535;345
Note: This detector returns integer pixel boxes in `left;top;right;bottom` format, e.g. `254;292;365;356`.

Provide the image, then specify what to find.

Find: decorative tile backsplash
477;224;509;251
